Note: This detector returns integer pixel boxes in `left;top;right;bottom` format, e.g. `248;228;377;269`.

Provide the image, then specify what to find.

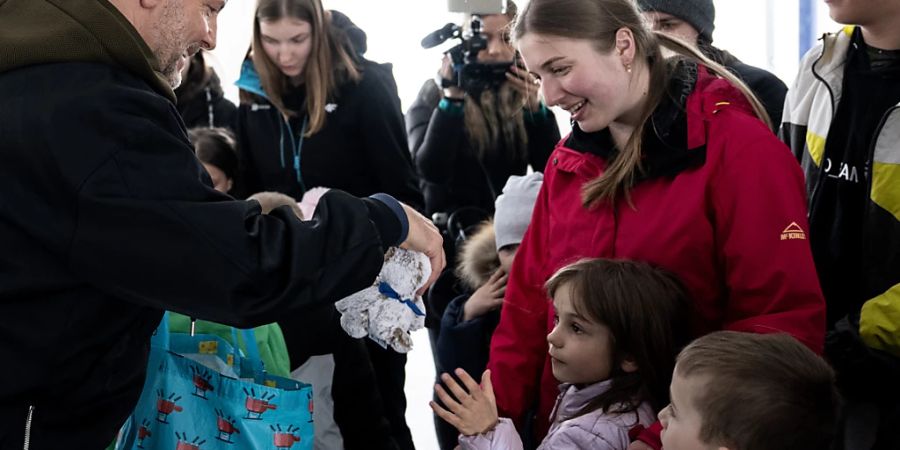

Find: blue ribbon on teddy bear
378;282;426;317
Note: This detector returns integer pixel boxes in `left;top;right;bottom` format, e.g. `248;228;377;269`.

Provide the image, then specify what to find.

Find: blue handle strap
229;326;265;374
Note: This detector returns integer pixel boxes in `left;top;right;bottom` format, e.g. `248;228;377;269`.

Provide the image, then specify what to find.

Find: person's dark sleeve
733;62;789;129
365;193;407;246
357;68;425;211
523;105;561;172
57;84;394;329
750;72;788;129
406;80;440;158
435;295;498;378
412;97;467;185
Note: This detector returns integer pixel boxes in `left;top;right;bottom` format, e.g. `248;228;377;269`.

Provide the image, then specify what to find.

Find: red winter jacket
486;65;825;448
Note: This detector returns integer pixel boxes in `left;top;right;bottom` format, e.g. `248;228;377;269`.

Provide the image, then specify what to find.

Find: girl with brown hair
433;258;690;449
235;0;422;207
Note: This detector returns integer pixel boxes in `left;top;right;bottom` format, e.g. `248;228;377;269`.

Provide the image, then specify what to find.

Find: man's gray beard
156;0;187;89
167;70;184;89
160;57;183;89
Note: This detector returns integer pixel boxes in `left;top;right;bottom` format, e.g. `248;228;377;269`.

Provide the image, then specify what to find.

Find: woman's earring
619;48;632;73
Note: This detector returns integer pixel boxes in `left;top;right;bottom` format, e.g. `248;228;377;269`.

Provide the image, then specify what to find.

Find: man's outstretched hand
399;203;445;295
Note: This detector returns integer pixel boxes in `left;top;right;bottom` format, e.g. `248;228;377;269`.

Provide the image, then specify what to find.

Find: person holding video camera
406;2;560;448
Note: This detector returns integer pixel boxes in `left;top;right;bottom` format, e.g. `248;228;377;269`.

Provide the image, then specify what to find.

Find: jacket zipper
807;34;839;215
205;86;214;128
23;405;34;450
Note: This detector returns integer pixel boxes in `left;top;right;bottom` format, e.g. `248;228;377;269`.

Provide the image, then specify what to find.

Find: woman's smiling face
518;32;638;133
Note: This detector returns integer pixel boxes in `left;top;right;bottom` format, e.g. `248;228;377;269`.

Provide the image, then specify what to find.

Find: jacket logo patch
325;103;338;113
251;103;271;111
781;222;807;241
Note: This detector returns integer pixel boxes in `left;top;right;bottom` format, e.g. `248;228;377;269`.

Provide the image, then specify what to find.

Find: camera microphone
421;23;459;49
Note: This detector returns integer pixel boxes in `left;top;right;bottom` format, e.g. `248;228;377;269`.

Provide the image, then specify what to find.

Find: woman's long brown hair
242;0;360;136
513;0;770;208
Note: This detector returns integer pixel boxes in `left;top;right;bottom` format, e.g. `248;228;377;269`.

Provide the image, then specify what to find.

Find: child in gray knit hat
637;0;788;126
493;172;544;270
433;172;543;406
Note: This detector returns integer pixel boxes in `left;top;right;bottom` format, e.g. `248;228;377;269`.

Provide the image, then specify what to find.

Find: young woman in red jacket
485;1;826;449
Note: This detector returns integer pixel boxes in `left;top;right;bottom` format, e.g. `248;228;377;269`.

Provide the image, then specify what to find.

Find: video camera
420;0;512;95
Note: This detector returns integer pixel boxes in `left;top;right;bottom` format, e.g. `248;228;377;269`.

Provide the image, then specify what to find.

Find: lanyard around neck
279;114;308;193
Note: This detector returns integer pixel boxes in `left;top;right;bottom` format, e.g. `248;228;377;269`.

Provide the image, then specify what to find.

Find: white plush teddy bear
334;247;430;353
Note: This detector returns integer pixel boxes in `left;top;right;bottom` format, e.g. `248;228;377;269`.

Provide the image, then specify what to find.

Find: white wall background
207;2;840;449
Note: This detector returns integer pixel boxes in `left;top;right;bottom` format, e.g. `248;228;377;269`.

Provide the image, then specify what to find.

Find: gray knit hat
494;172;543;251
637;0;716;42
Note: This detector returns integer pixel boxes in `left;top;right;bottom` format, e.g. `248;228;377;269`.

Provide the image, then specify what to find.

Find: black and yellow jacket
0;0;403;446
780;27;900;372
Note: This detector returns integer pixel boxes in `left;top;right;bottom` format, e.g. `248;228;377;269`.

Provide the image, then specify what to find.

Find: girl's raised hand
430;369;498;436
463;269;508;321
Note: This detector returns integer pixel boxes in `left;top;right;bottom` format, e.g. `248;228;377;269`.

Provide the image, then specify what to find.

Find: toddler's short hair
675;331;841;450
188;127;239;181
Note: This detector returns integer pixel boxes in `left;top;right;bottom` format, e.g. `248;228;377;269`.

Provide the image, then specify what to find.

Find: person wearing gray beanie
493;172;543;251
638;0;788;126
638;0;715;43
431;172;543;450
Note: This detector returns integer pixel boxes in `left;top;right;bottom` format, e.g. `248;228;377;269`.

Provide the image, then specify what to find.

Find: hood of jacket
0;0;175;102
455;221;500;290
330;9;368;56
235;58;269;100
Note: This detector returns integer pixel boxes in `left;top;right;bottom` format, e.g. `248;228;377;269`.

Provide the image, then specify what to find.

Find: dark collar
849;26;900;75
283;83;307;113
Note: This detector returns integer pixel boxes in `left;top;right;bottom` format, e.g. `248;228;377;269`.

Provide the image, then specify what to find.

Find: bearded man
0;0;443;447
